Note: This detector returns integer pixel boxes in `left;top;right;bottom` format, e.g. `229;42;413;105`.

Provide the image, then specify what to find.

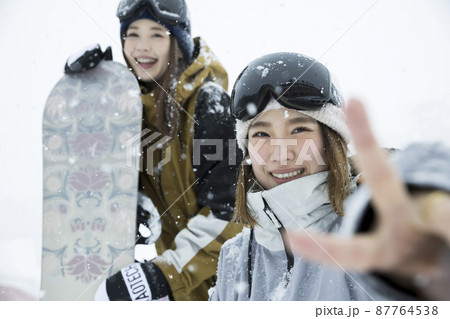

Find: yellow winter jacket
138;38;243;300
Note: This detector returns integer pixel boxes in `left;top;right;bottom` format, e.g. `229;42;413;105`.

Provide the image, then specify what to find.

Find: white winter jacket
209;171;394;301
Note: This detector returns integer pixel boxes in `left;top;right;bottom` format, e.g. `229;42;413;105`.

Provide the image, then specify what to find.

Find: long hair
152;36;188;137
233;122;351;227
124;35;189;137
233;158;254;225
321;124;352;215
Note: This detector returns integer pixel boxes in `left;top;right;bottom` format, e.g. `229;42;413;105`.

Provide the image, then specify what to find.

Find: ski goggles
117;0;189;28
230;52;343;121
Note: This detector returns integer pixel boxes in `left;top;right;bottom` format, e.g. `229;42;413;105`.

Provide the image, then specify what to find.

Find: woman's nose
135;38;152;52
269;138;297;165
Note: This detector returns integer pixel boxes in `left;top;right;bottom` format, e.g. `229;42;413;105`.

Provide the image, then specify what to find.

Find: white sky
1;0;450;299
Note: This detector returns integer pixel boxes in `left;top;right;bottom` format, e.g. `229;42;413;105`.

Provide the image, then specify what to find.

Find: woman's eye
152;33;164;38
292;127;309;134
126;32;139;38
252;131;269;138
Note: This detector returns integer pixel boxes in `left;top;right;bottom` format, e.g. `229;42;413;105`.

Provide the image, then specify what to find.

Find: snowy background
1;0;450;300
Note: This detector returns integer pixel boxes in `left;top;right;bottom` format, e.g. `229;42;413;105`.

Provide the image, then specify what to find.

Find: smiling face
248;108;329;190
123;19;171;83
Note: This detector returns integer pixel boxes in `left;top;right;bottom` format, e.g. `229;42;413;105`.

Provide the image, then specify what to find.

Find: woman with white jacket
289;99;450;301
209;52;408;301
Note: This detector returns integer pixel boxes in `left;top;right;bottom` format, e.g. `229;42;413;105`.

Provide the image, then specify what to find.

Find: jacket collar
247;171;334;251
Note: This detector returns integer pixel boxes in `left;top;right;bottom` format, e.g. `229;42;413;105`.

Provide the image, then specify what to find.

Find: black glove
94;262;171;301
64;44;112;74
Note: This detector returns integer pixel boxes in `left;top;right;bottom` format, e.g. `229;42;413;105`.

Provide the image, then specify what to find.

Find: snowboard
41;60;142;300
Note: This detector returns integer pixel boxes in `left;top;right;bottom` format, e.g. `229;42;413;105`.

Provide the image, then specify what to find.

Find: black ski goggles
117;0;189;28
230;52;343;121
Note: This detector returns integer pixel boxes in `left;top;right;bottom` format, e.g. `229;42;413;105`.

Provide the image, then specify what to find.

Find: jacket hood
173;37;228;106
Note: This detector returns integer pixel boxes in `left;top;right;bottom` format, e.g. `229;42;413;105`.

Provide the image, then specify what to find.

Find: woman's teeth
272;169;304;179
136;58;156;63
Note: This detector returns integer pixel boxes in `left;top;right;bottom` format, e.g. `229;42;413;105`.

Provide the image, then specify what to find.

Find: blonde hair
232;122;351;227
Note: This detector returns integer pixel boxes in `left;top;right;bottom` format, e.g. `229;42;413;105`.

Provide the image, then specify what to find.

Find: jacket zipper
262;198;294;273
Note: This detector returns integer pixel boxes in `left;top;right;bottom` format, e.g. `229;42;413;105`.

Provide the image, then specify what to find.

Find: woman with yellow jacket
84;0;242;300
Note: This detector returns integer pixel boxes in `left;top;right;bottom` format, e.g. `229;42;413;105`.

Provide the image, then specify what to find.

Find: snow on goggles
230;52;343;121
116;0;189;27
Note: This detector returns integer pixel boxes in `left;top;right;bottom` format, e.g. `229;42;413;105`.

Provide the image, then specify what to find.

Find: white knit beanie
235;98;350;153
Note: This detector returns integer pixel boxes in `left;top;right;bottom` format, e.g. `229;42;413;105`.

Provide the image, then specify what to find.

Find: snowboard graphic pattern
41;61;142;300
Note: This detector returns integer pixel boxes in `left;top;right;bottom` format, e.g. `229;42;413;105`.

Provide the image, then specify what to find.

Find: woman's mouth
271;168;305;180
135;57;156;69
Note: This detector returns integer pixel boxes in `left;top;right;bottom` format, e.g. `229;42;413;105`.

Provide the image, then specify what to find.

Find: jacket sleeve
340;143;450;300
150;82;243;300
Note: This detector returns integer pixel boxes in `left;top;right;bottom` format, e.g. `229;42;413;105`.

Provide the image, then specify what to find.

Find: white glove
138;192;162;244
